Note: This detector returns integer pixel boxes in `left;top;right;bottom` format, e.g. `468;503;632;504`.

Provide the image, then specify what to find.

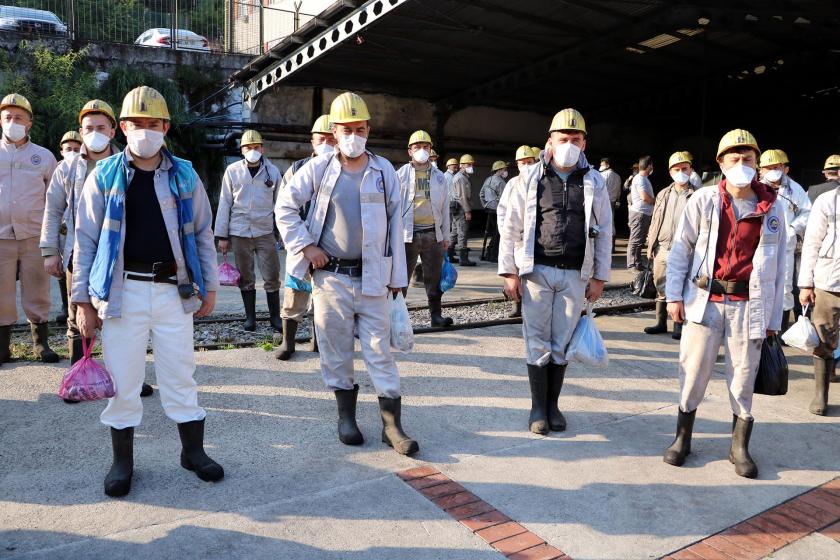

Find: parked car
0;6;68;36
134;28;210;51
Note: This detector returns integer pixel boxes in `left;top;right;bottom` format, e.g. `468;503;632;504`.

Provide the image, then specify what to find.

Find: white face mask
62;150;79;161
337;134;367;158
722;163;756;188
670;170;690;185
599;164;608;172
126;128;165;159
430;160;438;169
465;165;474;175
763;168;783;183
243;149;262;164
83;131;110;153
553;142;581;168
313;142;334;156
2;122;26;143
501;170;509;179
412;148;430;164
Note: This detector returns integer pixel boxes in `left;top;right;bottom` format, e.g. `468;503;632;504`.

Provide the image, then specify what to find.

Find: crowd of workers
1;86;839;497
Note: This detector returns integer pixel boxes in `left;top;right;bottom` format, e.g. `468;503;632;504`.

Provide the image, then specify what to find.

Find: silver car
134;28;210;52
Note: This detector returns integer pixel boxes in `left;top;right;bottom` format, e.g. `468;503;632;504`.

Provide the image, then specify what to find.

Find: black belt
124;260;178;284
535;257;584;270
321;257;363;277
696;276;749;295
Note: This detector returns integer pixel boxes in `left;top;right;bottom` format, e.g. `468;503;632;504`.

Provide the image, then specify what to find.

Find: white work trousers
678;298;762;419
783;248;795;311
312;269;400;398
100;278;205;429
522;265;587;366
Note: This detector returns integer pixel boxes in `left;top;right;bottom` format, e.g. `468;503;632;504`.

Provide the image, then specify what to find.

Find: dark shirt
533;165;587;268
124;167;175;265
808;180;839;203
248;165;260;178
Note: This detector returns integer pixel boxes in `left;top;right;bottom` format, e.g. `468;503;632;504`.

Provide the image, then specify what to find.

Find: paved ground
2;305;838;559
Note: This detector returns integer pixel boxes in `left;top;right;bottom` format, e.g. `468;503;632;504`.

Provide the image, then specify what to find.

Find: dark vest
534;165;587;269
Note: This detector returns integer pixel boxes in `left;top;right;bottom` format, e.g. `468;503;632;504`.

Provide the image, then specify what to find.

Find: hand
465;212;472;221
44;255;63;278
667;301;685;323
195;290;216;318
585;279;605;302
442;240;449;250
503;275;523;302
218;239;230;254
800;287;815;307
77;303;102;338
302;245;329;269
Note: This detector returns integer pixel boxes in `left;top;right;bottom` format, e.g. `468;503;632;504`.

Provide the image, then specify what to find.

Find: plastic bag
754;335;788;396
390;292;414;353
285;272;312;293
781;305;819;352
218;254;241;287
439;254;458;293
57;337;115;402
631;268;656;299
565;303;609;367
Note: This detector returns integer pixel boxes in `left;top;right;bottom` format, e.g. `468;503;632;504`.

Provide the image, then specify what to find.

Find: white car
0;6;68;36
134;28;210;52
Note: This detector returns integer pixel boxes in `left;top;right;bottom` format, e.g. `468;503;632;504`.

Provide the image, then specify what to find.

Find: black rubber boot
31;322;59;363
527;364;549;435
140;383;154;397
508;300;522;319
729;416;758;478
458;249;476;267
240;290;257;332
57;277;69;326
644;301;668;334
809;357;832;416
447;245;459;264
310;326;319;353
429;298;453;327
663;409;696;466
378;396;419;456
104;427;134;497
266;291;283;332
546;363;567;432
335;384;364;445
275;319;298;361
0;325;10;364
672;322;683;340
177;419;224;482
64;337;87;404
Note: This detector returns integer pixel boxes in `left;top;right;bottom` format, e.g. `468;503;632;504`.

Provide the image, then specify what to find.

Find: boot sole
276;350;294;360
382;435;419;456
663;451;690;467
728;453;758;478
180;456;225;482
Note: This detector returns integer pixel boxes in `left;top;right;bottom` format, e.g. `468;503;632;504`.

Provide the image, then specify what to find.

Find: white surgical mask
62;150;79;161
337;134;367;158
412;148;430;164
430;160;438;169
722;163;756;188
2;122;26;143
465;165;474;174
83;131;110;153
243;149;261;164
313;142;334;156
518;163;528;174
501;170;509;179
553;142;581;168
763;168;783;183
670;170;690;185
599;164;608;172
126;128;165;159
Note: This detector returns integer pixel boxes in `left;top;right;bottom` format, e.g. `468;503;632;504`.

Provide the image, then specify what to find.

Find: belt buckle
151;261;168;274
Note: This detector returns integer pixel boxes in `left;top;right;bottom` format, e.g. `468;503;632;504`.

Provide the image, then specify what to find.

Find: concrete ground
2;307;838;559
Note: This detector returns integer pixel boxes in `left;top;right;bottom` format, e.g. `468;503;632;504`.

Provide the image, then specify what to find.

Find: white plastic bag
565;303;609;368
390;292;414;353
781;305;819;352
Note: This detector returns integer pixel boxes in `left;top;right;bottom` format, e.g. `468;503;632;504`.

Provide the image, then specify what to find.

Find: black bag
754;335;789;396
631;268;657;299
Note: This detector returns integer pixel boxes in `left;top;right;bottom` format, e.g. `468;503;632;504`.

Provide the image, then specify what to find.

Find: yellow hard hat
120;86;170;120
311;114;332;134
716;128;759;158
759;149;789;167
459;154;475;165
79;99;116;126
823;154;840;170
515;145;532;161
491;161;508;172
60;131;82;147
549;108;586;134
329;91;370;124
531;146;542;159
446;158;458;166
430;149;438;159
668;151;692;169
0;93;32;116
241;129;263;147
408;130;433;147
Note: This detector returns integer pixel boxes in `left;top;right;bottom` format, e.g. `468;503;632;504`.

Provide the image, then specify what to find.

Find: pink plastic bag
218;254;241;287
57;337;115;402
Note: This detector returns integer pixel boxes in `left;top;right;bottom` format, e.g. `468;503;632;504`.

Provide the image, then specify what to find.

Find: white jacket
498;154;613;282
665;183;787;339
798;186;840;293
762;176;811;252
215;158;282;239
396;162;449;243
274;152;407;296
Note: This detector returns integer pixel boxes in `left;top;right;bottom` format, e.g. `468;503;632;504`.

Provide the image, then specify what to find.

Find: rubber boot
378;396;419;456
104;427;134;497
672;322;683;341
177;419;225;482
663;409;696;466
0;325;10;364
266;291;283;332
644;301;668;334
508;300;522;319
447;245;459;264
526;364;549;435
546;363;567;432
729;416;758;478
809;357;832;416
31;322;59;363
335;384;364;445
64;337;87;404
275;319;298;361
310;326;319;353
458;249;476;267
429;298;453;327
56;277;69;326
240;290;257;332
